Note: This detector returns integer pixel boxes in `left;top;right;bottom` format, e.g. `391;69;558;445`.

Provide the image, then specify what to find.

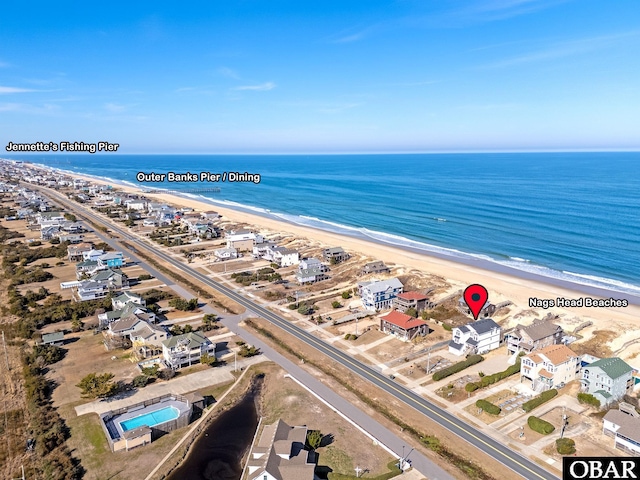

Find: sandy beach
55;171;640;362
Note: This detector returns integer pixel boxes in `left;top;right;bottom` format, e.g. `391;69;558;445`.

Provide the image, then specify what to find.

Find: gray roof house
505;320;564;355
449;318;501;356
580;357;634;405
603;408;640;455
246;419;316;480
41;331;65;346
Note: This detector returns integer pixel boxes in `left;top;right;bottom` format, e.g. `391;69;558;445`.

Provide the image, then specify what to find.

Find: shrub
475;399;501;415
465;382;479;392
527;416;555;434
341;291;351;299
556;438;576;455
442;323;452;331
522;389;558;412
466;359;521;391
432;355;484;381
331;301;342;308
577;393;601;408
132;375;150;388
158;369;176;380
169;297;198;311
138;273;152;281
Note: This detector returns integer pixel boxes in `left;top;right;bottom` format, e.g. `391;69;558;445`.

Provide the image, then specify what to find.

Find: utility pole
355;317;358;336
234;350;237;373
2;331;9;371
426;347;430;374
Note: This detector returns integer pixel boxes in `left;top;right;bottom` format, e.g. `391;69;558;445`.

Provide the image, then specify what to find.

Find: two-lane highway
45;187;559;480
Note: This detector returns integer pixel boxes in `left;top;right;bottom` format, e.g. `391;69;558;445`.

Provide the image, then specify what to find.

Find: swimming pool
119;406;180;432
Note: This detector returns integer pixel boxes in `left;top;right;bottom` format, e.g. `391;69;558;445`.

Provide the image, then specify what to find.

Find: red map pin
463;284;489;320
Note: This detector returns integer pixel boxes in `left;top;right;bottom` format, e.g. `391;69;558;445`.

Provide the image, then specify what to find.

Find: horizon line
3;147;640;156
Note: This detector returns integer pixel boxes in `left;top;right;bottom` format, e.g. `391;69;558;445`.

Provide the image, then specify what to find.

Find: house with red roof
393;291;430;313
380;310;430;342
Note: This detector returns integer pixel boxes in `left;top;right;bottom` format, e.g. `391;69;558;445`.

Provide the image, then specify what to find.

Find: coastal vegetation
465;357;521;392
475;399;501;416
432;355;484;381
522;389;558;413
577;392;601;408
527;416;555;435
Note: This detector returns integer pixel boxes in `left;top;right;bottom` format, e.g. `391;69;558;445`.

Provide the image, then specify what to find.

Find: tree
71;314;84;332
331;301;342;309
298;304;311;315
132;375;150;388
341;291;351;299
405;307;418;318
201;353;217;366
202;313;218;331
306;430;324;450
64;213;77;222
76;372;118;398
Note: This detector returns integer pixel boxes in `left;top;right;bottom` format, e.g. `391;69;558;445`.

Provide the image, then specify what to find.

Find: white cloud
233;82;276;91
479;30;640;69
217;67;241;80
104;103;127;113
0;86;36;94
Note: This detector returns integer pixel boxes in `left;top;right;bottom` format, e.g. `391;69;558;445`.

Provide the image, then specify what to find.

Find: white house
214;247;238;260
112;292;146;310
162;332;215;369
580;357;634;406
520;344;580;392
82;249;105;262
226;230;264;251
449;318;501;356
357;278;403;310
271;247;299;267
603;409;640;455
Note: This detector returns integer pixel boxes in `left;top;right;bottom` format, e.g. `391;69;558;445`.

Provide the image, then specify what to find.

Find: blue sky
1;1;639;153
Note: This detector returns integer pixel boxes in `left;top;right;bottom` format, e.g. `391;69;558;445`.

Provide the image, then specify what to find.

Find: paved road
43;187;559;480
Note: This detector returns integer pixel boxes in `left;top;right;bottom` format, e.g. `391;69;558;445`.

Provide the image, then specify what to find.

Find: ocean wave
509;257;530;262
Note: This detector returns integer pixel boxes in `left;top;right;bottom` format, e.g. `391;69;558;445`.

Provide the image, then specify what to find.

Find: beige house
246;419;316;480
520;344;580;392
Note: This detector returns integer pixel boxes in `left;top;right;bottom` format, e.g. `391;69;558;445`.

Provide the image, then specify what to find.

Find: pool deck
110;400;189;439
75;354;265;416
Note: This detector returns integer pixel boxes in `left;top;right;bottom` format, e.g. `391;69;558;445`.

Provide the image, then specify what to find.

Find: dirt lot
49;331;141;408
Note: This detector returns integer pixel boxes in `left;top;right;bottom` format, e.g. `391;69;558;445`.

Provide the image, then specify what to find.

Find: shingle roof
396;291;428;301
512;321;562;342
536;344;577;366
362;278;403;293
381;310;427;330
468;318;500;335
588;358;634;380
162;331;210;349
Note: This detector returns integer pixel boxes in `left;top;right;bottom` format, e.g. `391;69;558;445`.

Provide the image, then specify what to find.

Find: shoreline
26;160;640;302
10;161;640;361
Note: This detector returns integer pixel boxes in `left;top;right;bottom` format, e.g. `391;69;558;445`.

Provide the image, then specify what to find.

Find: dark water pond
166;380;261;480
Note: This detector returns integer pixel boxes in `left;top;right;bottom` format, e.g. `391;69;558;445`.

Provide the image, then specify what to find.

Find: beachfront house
458;296;496;319
361;261;390;275
505;320;565;355
200;211;219;221
246;419;316;480
225;230;264;251
580;357;634;406
322;246;349;264
162;332;215;369
393;291;430;314
268;246;300;267
448;318;501;356
295;259;329;284
380;310;430;342
520;344;580;392
252;241;277;258
357;278;403;311
603;409;640;455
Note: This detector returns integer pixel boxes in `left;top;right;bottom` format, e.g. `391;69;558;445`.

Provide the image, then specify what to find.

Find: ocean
10;152;640;297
